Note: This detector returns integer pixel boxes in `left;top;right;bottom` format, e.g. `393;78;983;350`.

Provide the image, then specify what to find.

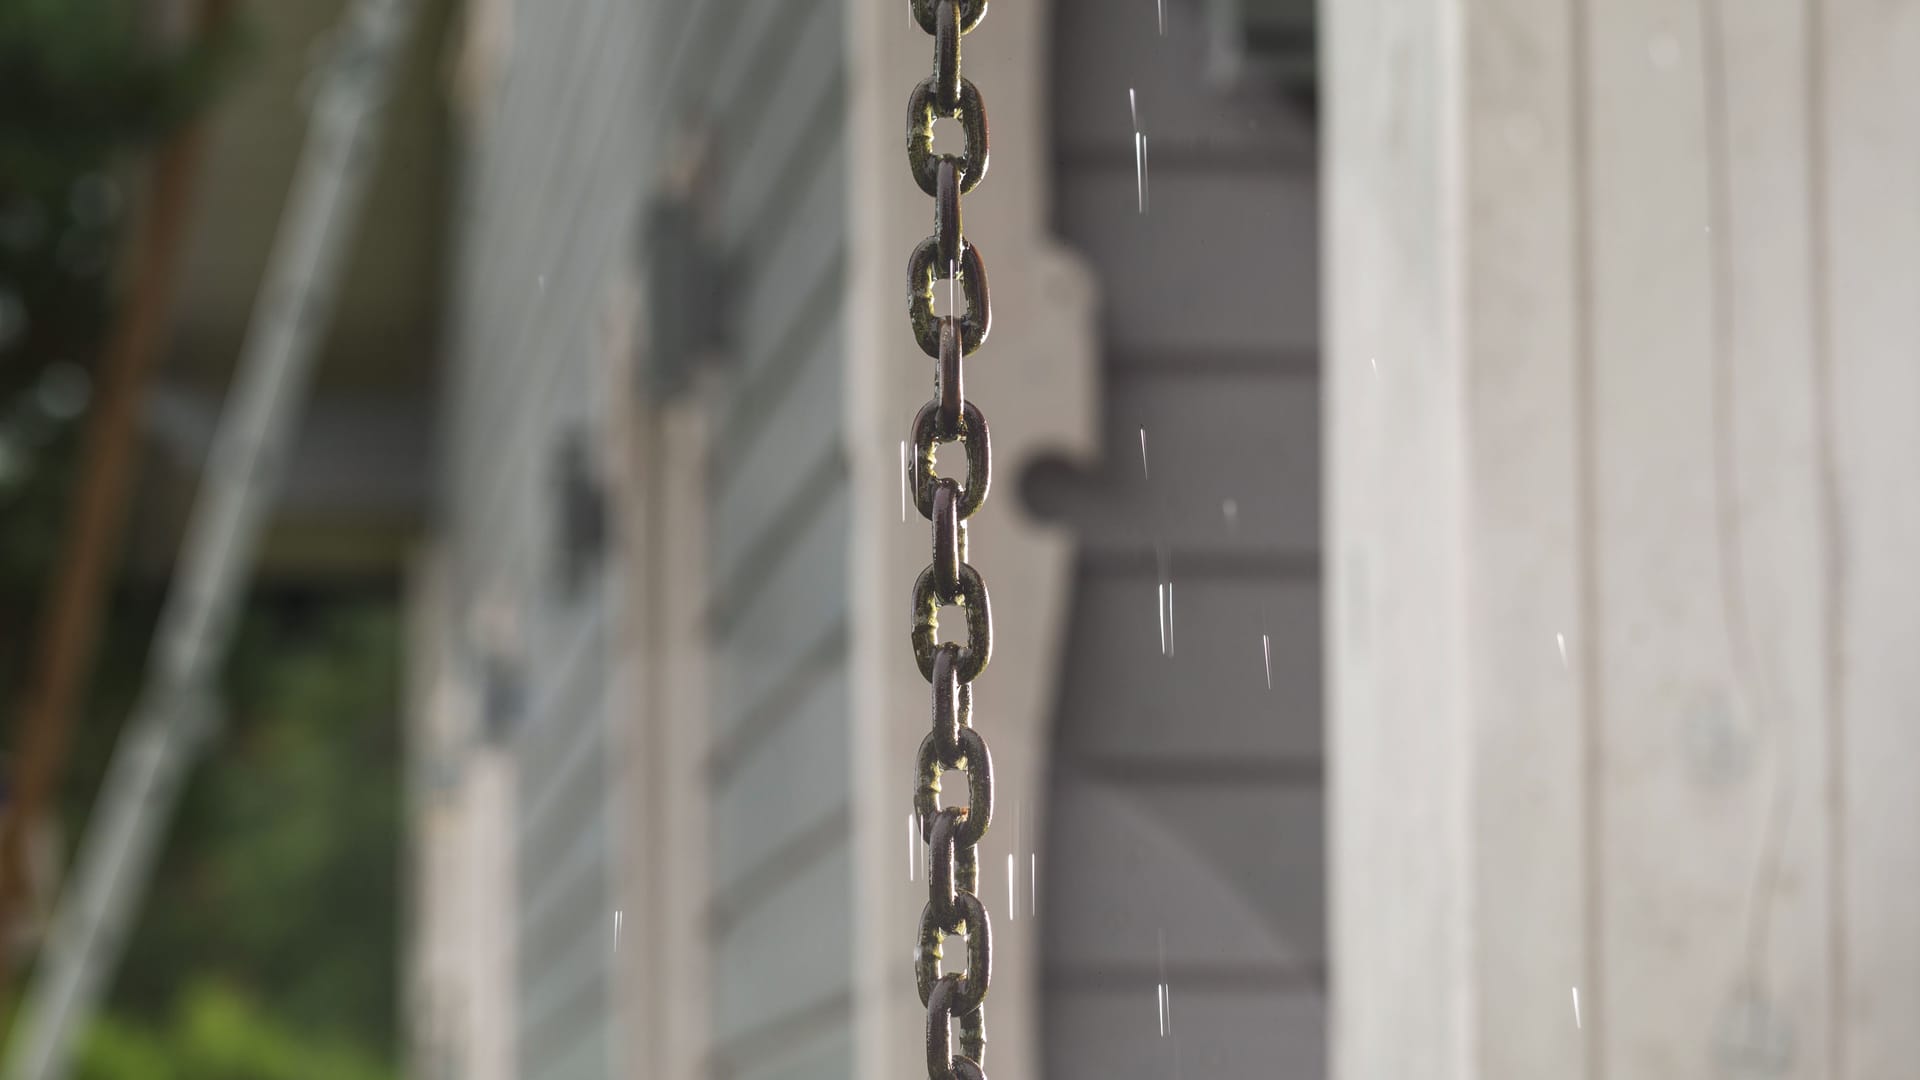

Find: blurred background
2;1;1916;1079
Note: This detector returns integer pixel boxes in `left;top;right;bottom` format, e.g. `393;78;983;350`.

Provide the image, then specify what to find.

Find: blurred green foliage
44;594;404;1077
0;0;242;503
74;979;395;1080
0;5;403;1074
0;0;237;187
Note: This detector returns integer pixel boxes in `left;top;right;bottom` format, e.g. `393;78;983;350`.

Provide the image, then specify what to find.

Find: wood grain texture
1332;0;1920;1077
1822;2;1920;1077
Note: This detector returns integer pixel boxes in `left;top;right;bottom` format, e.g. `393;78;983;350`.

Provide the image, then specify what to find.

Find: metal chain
908;2;992;1078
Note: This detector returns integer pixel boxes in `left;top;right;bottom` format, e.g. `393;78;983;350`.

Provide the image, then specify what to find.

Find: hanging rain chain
907;2;993;1079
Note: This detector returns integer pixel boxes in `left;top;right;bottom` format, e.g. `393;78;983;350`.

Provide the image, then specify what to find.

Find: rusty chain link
908;3;993;1078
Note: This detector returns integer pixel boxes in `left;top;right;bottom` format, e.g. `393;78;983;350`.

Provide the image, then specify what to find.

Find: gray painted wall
1034;3;1326;1077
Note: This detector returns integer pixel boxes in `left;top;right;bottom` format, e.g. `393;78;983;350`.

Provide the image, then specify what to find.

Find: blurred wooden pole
0;0;231;996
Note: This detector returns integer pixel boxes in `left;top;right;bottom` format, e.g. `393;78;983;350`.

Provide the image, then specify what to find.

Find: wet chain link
908;3;993;1079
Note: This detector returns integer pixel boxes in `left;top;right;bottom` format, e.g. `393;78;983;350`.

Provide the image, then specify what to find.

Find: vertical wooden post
1326;1;1920;1077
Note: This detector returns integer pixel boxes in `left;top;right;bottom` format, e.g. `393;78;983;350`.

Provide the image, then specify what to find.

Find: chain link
908;3;992;1078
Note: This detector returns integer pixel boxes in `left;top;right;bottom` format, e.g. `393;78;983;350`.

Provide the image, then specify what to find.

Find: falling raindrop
1157;929;1171;1037
1129;89;1147;214
1157;583;1168;656
1140;134;1150;214
1262;634;1273;690
1007;852;1016;922
613;910;623;954
1571;986;1582;1029
1556;632;1568;668
1138;426;1150;480
1164;579;1174;658
1135;133;1146;214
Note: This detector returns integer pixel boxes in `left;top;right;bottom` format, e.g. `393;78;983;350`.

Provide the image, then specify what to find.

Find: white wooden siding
681;5;856;1080
1325;0;1920;1077
437;0;655;1076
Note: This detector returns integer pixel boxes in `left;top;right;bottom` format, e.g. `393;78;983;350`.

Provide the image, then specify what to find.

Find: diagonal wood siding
678;4;855;1079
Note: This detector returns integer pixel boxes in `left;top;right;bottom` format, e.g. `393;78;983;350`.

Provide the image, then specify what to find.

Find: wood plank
731;1025;854;1080
716;1;846;249
536;1032;611;1080
710;666;851;895
1056;169;1319;353
1323;0;1478;1070
1585;0;1739;1068
1710;4;1837;1076
519;811;612;963
709;323;846;593
1457;0;1590;1074
1041;776;1323;972
1043;986;1324;1080
1587;0;1833;1074
731;148;847;387
1022;369;1319;555
518;909;613;1075
1822;3;1920;1077
1053;572;1320;762
698;0;797;125
708;482;850;743
516;672;610;859
710;836;854;1049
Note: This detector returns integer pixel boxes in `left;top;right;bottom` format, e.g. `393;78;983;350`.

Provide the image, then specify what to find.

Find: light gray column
1326;1;1920;1078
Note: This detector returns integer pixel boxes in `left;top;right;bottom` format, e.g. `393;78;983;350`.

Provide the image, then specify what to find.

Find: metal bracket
638;122;726;401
